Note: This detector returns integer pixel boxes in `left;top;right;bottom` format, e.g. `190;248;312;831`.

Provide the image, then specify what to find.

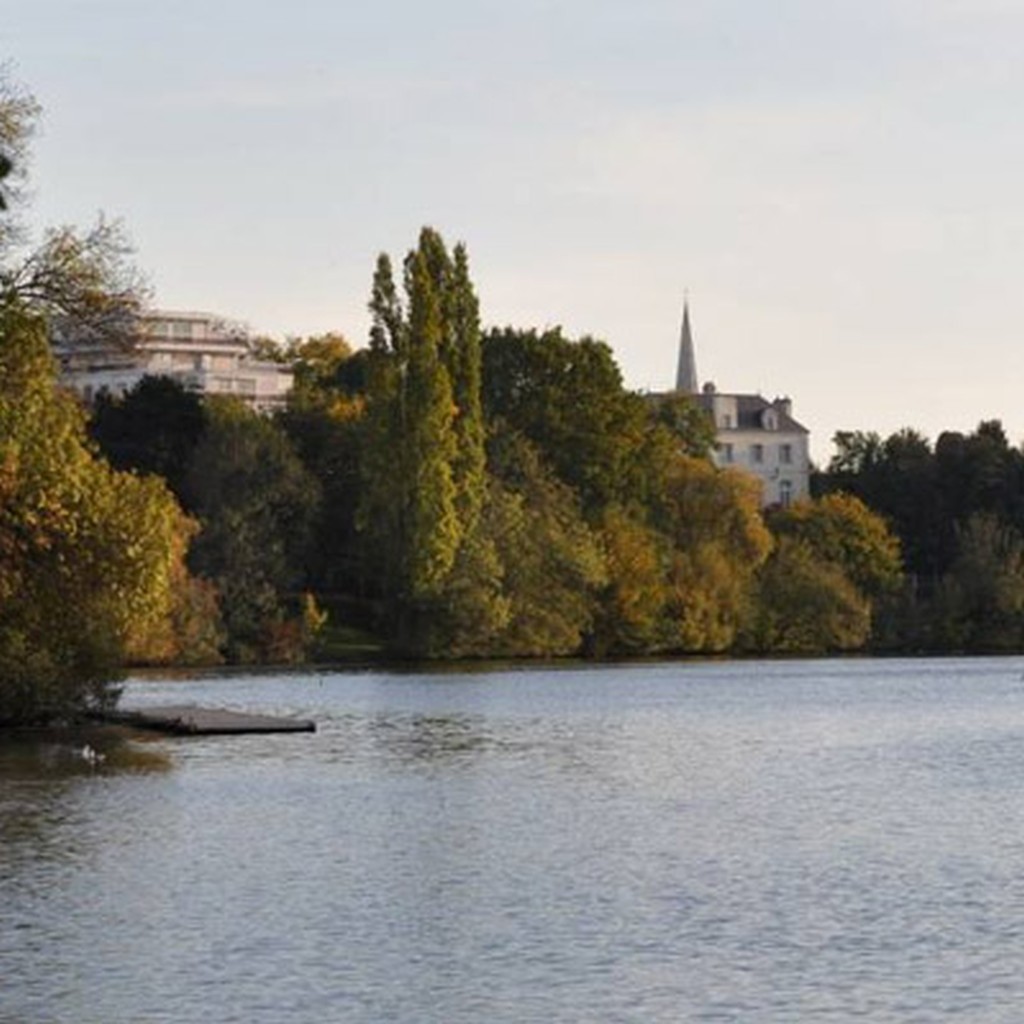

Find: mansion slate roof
695;391;809;434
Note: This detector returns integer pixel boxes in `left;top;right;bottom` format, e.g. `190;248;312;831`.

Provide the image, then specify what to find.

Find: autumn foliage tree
739;494;901;654
0;304;190;722
656;457;773;652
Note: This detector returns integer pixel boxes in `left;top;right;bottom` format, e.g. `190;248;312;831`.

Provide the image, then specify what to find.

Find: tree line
81;227;906;669
0;219;911;726
75;231;1024;669
2;67;1021;725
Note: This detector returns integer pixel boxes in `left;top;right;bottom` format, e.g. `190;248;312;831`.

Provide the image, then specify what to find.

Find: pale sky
9;0;1024;462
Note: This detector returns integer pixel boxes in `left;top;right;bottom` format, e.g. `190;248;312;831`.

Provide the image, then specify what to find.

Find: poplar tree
441;239;487;529
402;248;460;599
359;252;407;597
360;232;472;650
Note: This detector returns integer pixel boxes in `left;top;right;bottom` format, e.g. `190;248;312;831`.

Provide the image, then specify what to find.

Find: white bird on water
80;743;105;766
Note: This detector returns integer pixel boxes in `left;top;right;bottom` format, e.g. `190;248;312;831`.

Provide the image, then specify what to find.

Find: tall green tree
358;228;491;653
441;240;487;529
401;248;461;598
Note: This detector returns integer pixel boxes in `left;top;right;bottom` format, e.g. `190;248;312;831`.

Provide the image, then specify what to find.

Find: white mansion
56;309;293;412
675;303;810;507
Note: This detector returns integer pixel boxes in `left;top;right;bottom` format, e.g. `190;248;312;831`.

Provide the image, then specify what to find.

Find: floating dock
100;705;316;736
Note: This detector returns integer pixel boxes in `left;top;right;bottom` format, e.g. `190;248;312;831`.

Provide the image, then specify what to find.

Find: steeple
675;299;698;393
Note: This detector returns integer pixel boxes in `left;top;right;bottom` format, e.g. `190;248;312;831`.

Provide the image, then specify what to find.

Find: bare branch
0;68;149;348
3;217;151;348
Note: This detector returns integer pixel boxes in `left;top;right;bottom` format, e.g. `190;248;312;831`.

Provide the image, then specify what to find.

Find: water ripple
5;657;1024;1021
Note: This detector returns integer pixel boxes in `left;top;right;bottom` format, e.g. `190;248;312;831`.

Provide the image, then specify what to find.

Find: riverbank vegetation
817;424;1024;653
0;305;191;723
3;69;1024;724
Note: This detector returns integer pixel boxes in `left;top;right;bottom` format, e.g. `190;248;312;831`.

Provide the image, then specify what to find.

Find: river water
4;657;1024;1022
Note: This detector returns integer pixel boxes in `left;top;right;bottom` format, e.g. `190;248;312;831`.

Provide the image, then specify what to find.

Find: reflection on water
369;712;492;763
0;729;171;872
0;726;171;780
6;658;1024;1023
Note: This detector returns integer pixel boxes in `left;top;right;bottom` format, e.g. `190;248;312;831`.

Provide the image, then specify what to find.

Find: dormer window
763;409;777;430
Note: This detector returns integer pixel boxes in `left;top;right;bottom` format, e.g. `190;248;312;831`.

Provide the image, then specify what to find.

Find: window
721;414;733;428
751;443;764;464
779;479;793;507
780;443;793;464
719;442;734;463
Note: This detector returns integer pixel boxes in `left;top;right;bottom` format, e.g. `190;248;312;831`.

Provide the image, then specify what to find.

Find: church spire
675;299;698;393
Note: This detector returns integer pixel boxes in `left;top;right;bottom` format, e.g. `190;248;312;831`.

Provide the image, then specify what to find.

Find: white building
674;303;811;507
56;310;293;412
